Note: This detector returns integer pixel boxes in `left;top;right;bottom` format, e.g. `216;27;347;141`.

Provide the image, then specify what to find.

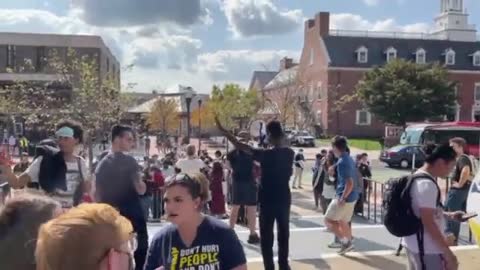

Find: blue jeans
445;188;469;240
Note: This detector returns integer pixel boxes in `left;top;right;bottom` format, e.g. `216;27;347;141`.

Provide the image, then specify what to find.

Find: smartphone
460;213;478;222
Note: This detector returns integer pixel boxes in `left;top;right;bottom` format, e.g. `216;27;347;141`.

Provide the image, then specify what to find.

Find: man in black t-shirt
95;125;148;270
216;117;294;270
446;137;472;244
227;146;260;244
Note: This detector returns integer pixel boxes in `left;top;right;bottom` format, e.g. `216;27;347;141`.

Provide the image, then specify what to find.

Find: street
145;159;475;267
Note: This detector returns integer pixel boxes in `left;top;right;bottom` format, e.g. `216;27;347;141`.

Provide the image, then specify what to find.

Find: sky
0;0;479;93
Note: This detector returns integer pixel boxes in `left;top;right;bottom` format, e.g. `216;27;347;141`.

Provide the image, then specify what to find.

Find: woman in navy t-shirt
144;173;247;270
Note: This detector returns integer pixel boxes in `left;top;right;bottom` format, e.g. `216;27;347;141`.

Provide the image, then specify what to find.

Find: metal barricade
363;177;474;244
148;188;165;223
363;179;385;224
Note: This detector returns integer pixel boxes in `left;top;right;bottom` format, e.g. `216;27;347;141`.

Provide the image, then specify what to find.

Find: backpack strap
76;157;85;182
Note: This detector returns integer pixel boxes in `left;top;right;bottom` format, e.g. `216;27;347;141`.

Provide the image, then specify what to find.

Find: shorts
325;199;355;222
232;181;257;206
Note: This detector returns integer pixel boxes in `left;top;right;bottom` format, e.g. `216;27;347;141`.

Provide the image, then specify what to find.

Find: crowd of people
0;117;475;270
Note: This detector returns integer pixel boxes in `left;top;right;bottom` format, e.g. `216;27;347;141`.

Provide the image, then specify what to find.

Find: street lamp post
185;92;193;144
198;99;202;151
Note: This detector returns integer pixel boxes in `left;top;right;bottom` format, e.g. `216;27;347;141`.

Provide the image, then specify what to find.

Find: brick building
0;32;120;136
256;0;480;138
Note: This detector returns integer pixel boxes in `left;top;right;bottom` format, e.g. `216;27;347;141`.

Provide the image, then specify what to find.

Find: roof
128;96;182;114
263;66;299;90
322;35;480;70
128;93;208;114
249;71;278;90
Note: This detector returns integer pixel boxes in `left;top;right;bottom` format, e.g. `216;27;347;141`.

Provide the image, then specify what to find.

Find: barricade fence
363;177;474;244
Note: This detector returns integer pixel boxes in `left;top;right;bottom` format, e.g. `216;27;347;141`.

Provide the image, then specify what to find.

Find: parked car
291;130;316;147
380;145;425;169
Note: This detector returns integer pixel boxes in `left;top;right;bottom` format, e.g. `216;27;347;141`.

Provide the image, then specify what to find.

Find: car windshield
400;128;423;144
389;145;406;152
298;131;309;136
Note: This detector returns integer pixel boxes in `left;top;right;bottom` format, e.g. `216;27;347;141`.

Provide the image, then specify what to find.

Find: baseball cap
55;126;74;138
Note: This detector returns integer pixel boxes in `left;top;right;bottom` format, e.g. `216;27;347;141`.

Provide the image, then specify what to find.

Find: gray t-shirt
95;152;142;216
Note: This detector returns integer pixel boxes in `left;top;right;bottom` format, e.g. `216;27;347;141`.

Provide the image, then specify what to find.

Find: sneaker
327;242;343;248
247;233;261;244
338;241;354;255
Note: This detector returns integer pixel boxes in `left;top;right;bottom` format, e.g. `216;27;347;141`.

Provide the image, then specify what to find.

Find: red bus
400;122;480;157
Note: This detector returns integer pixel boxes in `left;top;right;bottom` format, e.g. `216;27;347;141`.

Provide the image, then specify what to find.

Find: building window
474;108;480;122
356;46;368;63
386;47;397;63
356;110;372;126
416;49;426;64
476;83;480;102
473;52;480;66
6;45;16;69
309;48;314;65
36;46;46;72
445;49;455;65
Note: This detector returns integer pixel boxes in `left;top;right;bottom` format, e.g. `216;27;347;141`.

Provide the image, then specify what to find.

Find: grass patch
349;138;382;151
316;138;382;151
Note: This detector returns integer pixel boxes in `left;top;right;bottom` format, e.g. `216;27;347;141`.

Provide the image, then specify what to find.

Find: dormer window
415;48;426;64
356;46;368;63
445;49;456;65
386;47;397;62
473;51;480;67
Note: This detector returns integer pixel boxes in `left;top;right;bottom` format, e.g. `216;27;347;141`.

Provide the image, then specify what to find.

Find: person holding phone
0;120;90;208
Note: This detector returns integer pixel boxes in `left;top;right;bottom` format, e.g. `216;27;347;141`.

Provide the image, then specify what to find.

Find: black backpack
383;173;440;237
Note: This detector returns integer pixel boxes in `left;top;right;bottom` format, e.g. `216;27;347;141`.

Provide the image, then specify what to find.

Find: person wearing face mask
0;120;90;208
144;173;247;270
35;203;137;270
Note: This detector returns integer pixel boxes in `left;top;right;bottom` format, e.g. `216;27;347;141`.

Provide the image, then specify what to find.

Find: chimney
280;57;294;71
315;12;330;37
304;19;315;35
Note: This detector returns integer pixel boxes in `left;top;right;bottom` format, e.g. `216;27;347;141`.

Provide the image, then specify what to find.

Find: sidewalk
247;248;480;270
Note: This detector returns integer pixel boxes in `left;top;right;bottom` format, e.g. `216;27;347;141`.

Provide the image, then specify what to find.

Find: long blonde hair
35;203;133;270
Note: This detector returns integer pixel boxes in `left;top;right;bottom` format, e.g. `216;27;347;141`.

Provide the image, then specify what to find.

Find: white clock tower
433;0;477;41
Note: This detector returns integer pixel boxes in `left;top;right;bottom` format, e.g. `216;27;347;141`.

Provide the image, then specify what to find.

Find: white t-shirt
161;166;175;179
175;158;205;176
403;170;445;254
322;176;337;200
25;156;89;207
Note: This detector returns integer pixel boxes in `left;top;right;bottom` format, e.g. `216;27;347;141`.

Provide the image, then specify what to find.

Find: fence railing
363;177;474;244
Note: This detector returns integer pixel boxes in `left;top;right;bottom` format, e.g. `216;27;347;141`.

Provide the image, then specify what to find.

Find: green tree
356;59;457;127
3;48;132;164
209;84;260;129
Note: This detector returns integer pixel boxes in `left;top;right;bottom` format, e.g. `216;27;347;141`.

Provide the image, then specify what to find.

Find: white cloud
223;0;304;38
330;13;432;33
198;49;299;81
363;0;380;6
71;0;210;27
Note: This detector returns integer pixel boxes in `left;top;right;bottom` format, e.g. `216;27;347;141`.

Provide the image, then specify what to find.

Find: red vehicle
400;122;480;157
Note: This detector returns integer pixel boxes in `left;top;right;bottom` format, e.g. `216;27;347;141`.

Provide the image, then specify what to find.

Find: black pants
152;190;164;219
259;203;290;270
121;211;149;270
133;222;148;270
